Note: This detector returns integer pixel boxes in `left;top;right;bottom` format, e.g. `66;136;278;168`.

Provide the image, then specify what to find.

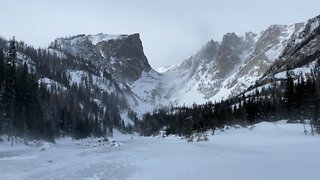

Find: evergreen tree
313;66;320;133
2;37;18;141
0;47;5;134
7;36;17;67
284;72;295;121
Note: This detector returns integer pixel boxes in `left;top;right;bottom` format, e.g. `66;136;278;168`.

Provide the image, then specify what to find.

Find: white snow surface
310;18;319;32
128;70;165;115
274;61;316;79
1;121;320;180
155;66;175;73
88;33;125;45
265;24;294;61
38;78;67;92
67;70;116;93
47;49;66;59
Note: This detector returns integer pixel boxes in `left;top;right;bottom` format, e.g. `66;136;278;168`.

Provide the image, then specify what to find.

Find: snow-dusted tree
312;64;320;134
7;36;17;67
0;47;5;135
2;37;17;144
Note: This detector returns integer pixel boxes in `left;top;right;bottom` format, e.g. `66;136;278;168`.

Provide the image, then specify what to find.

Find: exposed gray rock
215;32;243;78
161;18;309;103
49;33;151;82
44;14;320;114
259;15;320;86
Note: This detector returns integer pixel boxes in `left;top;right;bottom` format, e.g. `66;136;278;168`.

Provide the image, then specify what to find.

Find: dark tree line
0;37;49;141
136;62;320;137
0;37;132;142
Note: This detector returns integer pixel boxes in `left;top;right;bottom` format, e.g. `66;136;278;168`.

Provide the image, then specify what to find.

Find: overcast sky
0;0;319;68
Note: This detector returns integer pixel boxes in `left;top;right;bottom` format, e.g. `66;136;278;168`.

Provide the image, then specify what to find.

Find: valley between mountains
45;15;320;119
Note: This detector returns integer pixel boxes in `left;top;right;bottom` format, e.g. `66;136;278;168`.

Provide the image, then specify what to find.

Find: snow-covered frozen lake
1;121;320;180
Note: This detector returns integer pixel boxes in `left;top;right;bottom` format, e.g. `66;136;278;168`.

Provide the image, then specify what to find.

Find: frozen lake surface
1;121;320;180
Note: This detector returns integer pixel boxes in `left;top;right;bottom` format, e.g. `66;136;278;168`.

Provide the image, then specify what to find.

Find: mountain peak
87;33;128;45
49;32;151;82
197;39;219;61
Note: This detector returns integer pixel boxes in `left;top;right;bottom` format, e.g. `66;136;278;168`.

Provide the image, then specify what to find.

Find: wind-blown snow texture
1;121;320;180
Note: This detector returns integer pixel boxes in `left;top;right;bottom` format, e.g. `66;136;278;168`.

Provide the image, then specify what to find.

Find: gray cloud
0;0;319;68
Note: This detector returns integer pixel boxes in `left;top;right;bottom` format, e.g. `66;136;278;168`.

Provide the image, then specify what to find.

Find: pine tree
313;66;320;134
284;72;295;122
7;36;17;67
0;47;5;134
3;37;18;142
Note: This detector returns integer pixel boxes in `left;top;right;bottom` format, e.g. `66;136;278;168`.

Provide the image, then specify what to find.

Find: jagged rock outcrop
261;15;320;81
49;33;151;82
160;19;312;104
215;33;244;77
10;14;320;120
48;33;161;116
225;23;305;96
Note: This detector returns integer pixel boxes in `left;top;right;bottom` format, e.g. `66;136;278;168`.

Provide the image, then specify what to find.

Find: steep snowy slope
47;15;320;113
223;23;305;97
41;14;320;117
260;15;320;83
8;14;320;121
159;22;306;105
160;34;250;104
49;33;162;116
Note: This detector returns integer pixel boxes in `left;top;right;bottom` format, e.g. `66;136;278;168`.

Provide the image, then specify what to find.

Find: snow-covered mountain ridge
260;15;320;82
159;22;309;105
47;33;162;116
9;15;320;123
153;15;319;106
49;33;152;83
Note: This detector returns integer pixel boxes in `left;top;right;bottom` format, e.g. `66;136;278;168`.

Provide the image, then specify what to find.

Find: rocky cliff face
49;33;151;82
215;33;244;77
25;14;320;118
46;33;160;117
154;32;252;104
260;15;320;82
160;21;309;105
225;23;305;96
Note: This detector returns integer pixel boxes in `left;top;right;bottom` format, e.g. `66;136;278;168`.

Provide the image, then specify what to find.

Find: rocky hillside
4;14;320;125
260;15;320;83
159;20;313;105
48;33;163;116
49;33;152;82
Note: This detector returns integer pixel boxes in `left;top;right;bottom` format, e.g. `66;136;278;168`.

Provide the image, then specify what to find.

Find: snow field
0;121;320;180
